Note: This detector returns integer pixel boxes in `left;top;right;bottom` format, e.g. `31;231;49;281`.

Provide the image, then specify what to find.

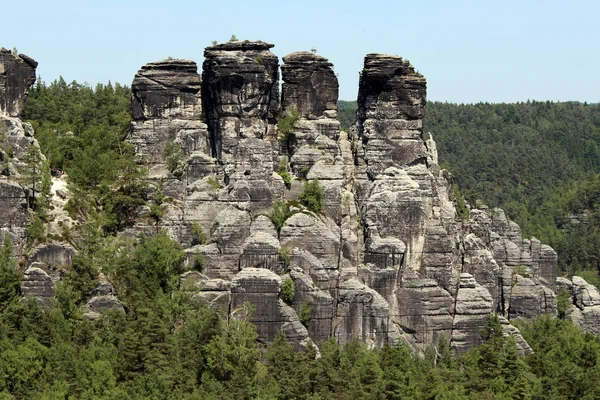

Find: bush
280;277;294;305
207;177;221;190
300;301;311;327
278;159;291;189
193;252;205;272
26;215;45;245
271;201;290;233
163;142;182;174
299;179;322;213
279;246;291;268
191;222;206;246
277;109;299;144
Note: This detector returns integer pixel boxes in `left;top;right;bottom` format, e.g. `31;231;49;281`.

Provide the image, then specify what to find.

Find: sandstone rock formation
0;49;40;255
124;43;560;354
0;48;37;117
560;275;600;335
0;41;560;354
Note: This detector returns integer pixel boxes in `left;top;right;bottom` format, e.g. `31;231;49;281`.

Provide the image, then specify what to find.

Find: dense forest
340;100;600;283
0;81;597;398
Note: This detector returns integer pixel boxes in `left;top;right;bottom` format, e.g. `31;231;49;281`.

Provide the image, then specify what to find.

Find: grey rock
0;48;37;117
21;265;56;307
281;52;338;119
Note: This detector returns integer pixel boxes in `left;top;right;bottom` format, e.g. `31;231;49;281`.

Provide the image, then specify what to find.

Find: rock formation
0;48;37;117
125;42;555;354
0;49;40;256
0;42;560;353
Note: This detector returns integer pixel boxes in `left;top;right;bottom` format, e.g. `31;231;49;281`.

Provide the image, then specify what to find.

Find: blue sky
2;0;598;103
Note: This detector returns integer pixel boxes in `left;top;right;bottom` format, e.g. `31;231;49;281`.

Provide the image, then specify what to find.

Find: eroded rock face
202;41;279;160
281;52;338;119
0;48;37;117
122;45;559;354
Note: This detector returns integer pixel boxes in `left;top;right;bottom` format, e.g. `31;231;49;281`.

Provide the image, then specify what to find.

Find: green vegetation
279;277;294;305
277;108;299;145
270;200;291;233
278;246;291;268
163;142;182;174
22;78;147;234
299;179;322;213
207;176;221;190
278;158;291;189
337;100;357;132
191;221;206;246
299;301;311;328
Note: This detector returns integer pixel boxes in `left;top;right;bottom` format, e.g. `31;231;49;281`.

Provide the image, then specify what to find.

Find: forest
0;80;598;398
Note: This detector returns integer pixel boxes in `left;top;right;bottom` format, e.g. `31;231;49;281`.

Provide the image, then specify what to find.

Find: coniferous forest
0;81;598;398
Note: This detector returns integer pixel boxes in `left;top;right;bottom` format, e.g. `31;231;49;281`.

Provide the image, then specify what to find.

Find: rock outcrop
560;275;600;335
0;49;40;255
123;44;560;353
0;48;37;117
0;41;562;354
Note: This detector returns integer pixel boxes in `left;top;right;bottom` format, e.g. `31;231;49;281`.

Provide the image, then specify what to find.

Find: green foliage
280;277;294;305
514;265;532;278
270;200;290;233
299;179;322;213
191;221;206;246
193;252;205;272
277;108;299;144
278;158;291;189
0;235;19;308
453;183;469;221
556;289;571;319
278;246;291;268
114;230;186;303
22;79;146;234
18;145;48;210
337;100;357;132
300;301;311;328
229;34;238;42
207;176;221;190
26;215;45;245
163;142;182;174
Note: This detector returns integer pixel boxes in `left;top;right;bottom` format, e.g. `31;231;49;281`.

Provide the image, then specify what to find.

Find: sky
1;0;598;103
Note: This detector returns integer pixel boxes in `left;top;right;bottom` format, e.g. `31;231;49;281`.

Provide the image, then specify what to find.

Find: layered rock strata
0;49;40;255
121;43;560;353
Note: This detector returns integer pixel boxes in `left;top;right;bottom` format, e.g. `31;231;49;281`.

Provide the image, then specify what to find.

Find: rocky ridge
0;42;576;354
124;41;560;353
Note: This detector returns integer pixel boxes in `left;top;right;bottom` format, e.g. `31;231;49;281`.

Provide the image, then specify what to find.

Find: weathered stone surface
498;316;533;355
117;45;562;354
572;276;600;308
27;242;77;268
508;274;556;319
20;264;56;307
202;41;279;160
450;273;494;353
83;275;124;320
335;278;399;349
131;59;202;121
231;268;311;349
281;52;338;119
356;54;427;177
0;48;37;117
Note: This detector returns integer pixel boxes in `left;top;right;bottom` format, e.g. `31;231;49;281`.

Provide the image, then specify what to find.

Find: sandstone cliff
0;42;563;353
125;41;558;353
